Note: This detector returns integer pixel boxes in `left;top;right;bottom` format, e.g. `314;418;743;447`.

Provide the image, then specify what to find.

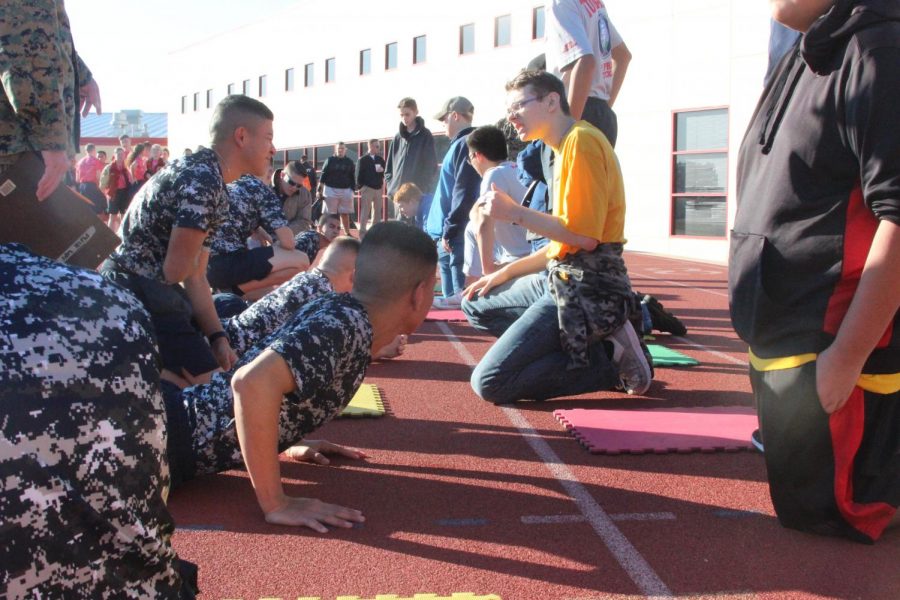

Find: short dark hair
301;154;308;161
354;221;437;303
328;235;361;255
398;97;417;111
85;143;96;152
369;138;379;145
466;125;508;163
209;95;275;145
505;70;570;116
318;213;340;227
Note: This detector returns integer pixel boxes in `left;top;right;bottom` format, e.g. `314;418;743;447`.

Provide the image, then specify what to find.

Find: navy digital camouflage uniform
293;229;324;264
101;147;229;375
223;269;333;356
0;0;93;170
171;292;373;478
0;244;189;598
108;147;228;281
211;174;288;256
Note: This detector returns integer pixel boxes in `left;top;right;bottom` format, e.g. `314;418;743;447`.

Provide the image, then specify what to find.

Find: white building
168;0;773;264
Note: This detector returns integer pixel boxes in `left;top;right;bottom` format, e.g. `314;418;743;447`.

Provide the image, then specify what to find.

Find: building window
181;95;187;114
460;23;475;55
242;79;250;95
304;63;314;87
258;75;267;97
672;108;729;237
360;49;371;75
285;68;294;91
385;42;398;70
192;92;199;112
533;6;546;39
325;58;336;83
413;35;426;64
495;14;512;47
206;89;213;108
227;83;235;95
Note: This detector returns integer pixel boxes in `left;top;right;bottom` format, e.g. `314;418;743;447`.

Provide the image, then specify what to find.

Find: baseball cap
434;96;474;121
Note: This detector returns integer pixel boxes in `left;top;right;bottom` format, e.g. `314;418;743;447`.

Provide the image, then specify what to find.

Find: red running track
168;252;900;600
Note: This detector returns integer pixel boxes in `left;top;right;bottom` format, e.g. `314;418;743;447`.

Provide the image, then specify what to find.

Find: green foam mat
338;384;386;418
647;344;699;366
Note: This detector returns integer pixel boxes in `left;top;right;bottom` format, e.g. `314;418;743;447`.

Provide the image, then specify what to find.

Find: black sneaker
750;428;764;453
643;294;687;336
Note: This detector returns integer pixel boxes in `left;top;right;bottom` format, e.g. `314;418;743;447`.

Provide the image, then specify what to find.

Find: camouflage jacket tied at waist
0;0;92;164
547;242;633;369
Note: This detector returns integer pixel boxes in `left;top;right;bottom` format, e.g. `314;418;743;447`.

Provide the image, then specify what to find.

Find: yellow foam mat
337;384;385;418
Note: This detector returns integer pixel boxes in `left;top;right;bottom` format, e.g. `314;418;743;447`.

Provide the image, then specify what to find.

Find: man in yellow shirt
463;70;650;403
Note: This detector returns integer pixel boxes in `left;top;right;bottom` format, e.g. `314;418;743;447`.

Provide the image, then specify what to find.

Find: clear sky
66;0;301;113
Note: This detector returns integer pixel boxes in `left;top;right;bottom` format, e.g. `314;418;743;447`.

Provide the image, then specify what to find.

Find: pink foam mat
425;309;468;322
554;406;757;454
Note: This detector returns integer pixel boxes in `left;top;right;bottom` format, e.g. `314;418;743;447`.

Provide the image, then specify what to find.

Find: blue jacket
425;126;480;241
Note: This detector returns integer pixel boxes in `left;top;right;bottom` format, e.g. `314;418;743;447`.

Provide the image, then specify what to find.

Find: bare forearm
183;272;221;336
275;226;295;249
563;54;596;121
506;203;597;251
499;250;549;280
830;219;900;365
608;43;632;108
233;366;287;513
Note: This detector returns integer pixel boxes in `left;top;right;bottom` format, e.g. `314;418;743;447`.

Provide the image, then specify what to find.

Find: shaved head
353;222;437;306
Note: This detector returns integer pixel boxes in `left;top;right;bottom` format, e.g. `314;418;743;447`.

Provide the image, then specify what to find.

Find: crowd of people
1;0;898;597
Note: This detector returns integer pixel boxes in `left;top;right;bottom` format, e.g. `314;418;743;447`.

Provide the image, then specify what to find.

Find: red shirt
75;155;105;184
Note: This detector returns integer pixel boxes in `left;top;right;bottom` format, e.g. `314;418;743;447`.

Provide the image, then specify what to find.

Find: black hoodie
384;116;438;197
730;0;900;373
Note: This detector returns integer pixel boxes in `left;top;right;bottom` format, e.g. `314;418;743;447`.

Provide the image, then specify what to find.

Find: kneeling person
164;222;437;530
207;174;310;300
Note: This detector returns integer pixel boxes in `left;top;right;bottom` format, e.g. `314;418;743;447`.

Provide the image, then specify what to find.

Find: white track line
672;336;748;368
522;512;676;525
629;269;729;299
436;321;672;597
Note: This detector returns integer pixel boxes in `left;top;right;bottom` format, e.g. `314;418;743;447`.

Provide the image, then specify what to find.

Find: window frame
459;23;475;55
670;106;730;239
385;42;398;70
494;14;512;47
413;35;426;65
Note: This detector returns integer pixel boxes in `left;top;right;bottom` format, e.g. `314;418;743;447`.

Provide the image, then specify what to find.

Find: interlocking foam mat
425;309;468;322
647;344;699;366
554;406;757;454
237;595;501;600
337;384;386;418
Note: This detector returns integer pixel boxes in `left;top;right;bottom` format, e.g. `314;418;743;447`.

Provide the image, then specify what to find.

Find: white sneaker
432;292;462;309
608;321;652;395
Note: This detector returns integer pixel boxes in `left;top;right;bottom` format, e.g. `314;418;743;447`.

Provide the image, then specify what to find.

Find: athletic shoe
643;294;687;336
432;292;462;310
750;428;765;454
609;321;653;395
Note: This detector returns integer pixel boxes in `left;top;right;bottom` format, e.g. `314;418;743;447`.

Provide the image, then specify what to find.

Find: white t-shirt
546;0;623;102
482;163;531;264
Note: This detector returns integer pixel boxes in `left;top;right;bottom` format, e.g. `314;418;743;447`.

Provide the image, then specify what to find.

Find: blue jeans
466;274;620;403
436;236;466;298
461;272;546;337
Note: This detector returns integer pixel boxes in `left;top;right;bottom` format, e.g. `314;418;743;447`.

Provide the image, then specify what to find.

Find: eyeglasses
467;152;477;164
506;95;544;117
283;176;303;188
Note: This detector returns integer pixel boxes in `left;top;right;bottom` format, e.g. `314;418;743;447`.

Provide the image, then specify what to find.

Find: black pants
750;360;899;543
